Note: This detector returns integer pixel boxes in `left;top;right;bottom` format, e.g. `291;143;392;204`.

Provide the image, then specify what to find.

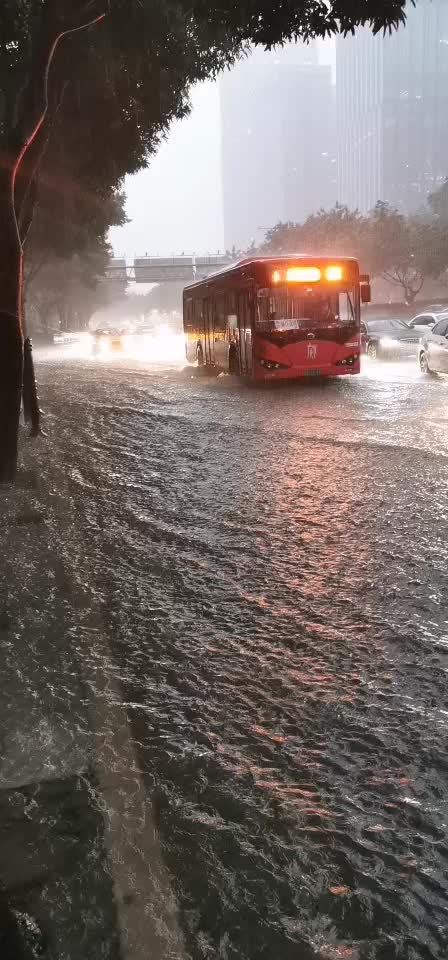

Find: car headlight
379;337;396;347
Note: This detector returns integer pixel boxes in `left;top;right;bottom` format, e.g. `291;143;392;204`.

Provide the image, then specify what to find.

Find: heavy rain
1;3;448;959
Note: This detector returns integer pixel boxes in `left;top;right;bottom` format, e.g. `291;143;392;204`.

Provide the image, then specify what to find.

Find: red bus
183;256;371;381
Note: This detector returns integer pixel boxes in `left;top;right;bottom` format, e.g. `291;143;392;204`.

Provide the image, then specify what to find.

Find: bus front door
237;290;253;375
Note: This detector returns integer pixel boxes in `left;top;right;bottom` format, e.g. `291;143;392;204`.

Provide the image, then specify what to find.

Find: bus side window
226;291;236;319
215;296;226;334
185;298;193;330
194;298;203;331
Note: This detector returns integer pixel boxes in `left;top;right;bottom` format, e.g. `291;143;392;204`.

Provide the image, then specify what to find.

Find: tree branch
18;77;70;245
413;275;424;294
13;6;107;248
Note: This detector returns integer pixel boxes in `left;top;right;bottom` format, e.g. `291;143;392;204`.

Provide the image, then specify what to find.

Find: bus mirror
360;276;371;304
361;285;371;304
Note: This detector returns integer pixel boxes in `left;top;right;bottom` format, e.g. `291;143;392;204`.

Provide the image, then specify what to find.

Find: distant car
361;318;420;360
93;328;126;353
111;328;127;344
53;333;79;344
423;303;447;313
407;311;447;332
418;316;448;374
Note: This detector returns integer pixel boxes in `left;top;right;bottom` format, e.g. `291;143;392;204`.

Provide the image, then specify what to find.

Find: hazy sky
110;82;224;258
109;40;335;258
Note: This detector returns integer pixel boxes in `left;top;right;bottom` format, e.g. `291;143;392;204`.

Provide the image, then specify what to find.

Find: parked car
361;318;420;360
407;311;446;332
418;316;448;374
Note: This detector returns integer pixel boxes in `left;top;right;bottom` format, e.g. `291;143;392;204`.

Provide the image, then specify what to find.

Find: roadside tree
0;0;410;480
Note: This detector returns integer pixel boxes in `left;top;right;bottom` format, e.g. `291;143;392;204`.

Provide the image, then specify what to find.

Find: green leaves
264;204;368;259
185;0;409;47
0;0;412;144
367;202;448;300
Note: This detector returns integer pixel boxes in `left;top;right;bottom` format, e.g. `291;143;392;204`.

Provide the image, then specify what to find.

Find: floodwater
1;350;448;960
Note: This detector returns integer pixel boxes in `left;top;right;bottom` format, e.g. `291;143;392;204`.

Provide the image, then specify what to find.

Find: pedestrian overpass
105;254;233;284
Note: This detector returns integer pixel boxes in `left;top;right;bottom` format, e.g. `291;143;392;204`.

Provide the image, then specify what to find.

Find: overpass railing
104;255;233;284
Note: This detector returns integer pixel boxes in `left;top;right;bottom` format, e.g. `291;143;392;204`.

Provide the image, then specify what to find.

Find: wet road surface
1;351;448;960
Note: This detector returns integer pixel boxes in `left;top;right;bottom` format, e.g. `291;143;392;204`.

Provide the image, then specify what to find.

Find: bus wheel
197;344;204;366
229;346;239;375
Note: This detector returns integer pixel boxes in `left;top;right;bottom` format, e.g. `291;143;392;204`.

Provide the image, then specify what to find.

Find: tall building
220;44;336;251
337;0;448;214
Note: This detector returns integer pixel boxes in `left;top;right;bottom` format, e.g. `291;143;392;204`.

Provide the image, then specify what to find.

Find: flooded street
2;352;448;960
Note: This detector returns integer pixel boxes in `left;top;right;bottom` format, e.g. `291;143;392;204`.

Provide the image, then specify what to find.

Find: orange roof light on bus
287;266;321;283
325;265;344;282
272;270;282;284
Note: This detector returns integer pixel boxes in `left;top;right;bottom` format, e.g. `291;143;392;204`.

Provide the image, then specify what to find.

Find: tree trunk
0;7;105;482
0;247;23;483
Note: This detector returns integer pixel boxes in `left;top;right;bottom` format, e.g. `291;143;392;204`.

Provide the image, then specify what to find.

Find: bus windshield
256;289;356;331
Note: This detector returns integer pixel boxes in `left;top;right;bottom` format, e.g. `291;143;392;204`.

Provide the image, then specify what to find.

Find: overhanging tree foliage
0;0;409;481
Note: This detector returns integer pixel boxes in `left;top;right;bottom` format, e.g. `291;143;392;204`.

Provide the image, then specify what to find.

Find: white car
419;316;448;374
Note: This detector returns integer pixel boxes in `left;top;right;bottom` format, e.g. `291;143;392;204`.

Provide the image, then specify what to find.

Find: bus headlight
259;359;289;370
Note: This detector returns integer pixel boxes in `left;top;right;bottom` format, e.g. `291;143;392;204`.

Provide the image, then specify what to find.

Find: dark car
361;318;420;360
407;311;442;332
418;315;448;375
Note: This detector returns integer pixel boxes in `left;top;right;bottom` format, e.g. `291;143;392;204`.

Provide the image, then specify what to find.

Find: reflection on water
2;355;448;959
42;329;187;367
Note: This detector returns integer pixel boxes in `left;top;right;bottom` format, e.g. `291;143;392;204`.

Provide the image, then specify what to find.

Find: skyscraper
337;0;448;214
220;44;336;251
